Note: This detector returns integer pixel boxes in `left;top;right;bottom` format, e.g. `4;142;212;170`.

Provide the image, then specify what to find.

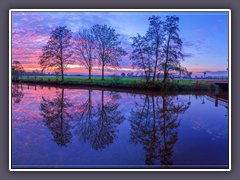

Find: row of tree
131;16;185;83
39;24;127;81
37;15;186;83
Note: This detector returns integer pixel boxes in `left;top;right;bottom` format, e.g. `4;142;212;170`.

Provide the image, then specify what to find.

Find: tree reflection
75;90;125;150
12;83;24;104
40;88;73;147
130;94;190;166
74;90;95;144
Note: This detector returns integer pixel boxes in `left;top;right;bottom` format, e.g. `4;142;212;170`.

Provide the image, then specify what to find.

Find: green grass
21;75;148;84
21;75;207;84
172;79;207;85
18;75;214;91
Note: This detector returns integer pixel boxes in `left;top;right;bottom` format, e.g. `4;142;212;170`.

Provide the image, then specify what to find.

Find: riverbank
13;76;218;92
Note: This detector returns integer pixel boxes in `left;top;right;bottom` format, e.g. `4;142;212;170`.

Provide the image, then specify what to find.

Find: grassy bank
14;75;216;91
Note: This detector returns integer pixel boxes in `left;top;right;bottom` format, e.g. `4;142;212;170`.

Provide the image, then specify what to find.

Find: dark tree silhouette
74;90;125;150
121;72;126;77
74;28;96;80
187;71;192;79
146;16;164;82
92;24;127;80
162;16;184;82
40;88;73;147
39;26;73;82
130;94;190;166
12;61;25;81
12;83;24;103
130;34;154;83
203;71;207;78
131;16;185;83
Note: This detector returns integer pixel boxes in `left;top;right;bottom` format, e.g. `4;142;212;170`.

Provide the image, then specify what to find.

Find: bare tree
130;34;154;83
92;24;127;80
74;28;95;80
39;26;73;82
146;16;164;82
162;16;184;83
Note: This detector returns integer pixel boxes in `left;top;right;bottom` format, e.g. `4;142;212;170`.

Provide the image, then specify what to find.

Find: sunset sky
11;11;229;77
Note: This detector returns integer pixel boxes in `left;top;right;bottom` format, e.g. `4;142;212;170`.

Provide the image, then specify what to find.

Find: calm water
11;83;229;169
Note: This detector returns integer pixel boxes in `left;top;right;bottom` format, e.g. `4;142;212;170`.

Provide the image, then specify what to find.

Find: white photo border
9;9;231;172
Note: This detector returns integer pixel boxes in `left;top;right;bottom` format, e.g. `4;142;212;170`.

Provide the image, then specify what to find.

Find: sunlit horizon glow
12;11;229;77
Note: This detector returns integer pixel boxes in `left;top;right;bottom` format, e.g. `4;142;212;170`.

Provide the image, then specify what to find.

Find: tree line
13;15;186;83
131;16;185;83
39;24;127;82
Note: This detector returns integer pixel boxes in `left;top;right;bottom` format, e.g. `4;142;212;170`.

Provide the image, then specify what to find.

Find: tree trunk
60;42;64;82
163;36;171;83
144;70;149;83
89;67;92;80
102;64;105;80
61;68;64;82
163;65;168;83
152;41;159;82
147;72;150;83
152;58;158;82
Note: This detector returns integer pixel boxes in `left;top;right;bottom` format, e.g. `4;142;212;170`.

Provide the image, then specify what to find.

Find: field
19;75;209;84
14;75;217;92
21;75;146;84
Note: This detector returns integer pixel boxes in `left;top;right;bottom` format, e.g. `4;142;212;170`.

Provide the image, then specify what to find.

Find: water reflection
74;90;125;150
12;83;24;103
12;84;229;168
130;95;190;166
40;88;73;147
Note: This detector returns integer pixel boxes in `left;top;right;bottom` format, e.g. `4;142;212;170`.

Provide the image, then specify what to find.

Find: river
11;83;229;169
